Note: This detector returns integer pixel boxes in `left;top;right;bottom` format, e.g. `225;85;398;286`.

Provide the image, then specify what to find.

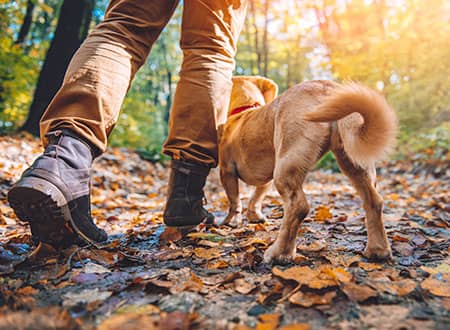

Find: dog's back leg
247;182;271;223
333;148;392;260
264;158;310;264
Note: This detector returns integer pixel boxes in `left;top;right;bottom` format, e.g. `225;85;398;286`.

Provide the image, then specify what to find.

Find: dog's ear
249;76;278;103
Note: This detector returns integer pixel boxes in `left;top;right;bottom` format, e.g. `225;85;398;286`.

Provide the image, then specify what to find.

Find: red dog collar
229;102;261;116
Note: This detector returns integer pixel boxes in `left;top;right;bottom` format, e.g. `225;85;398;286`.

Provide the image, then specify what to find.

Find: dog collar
229;102;261;116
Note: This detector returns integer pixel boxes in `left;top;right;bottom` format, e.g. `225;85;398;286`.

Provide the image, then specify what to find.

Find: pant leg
162;0;248;167
40;0;179;152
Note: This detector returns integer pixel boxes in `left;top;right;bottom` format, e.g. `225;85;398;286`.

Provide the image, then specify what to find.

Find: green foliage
0;39;39;132
315;152;339;172
0;1;41;132
398;123;449;156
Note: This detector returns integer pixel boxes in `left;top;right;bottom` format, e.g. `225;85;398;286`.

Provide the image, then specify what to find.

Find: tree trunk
249;0;262;74
262;0;269;77
21;0;95;136
15;0;36;46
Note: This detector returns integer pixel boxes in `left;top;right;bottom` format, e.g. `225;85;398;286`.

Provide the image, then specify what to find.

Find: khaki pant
40;0;247;167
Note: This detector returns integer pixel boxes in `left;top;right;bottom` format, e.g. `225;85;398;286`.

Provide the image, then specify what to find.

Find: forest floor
0;134;449;330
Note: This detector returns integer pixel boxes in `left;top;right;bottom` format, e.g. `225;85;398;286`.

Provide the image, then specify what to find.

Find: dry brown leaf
421;273;450;297
324;254;360;267
279;324;310;330
256;314;280;330
342;283;378;302
207;260;229;269
239;236;271;248
159;227;183;242
314;206;332;221
193;247;222;260
297;240;326;252
170;273;204;294
368;272;416;296
234;325;253;330
273;265;351;289
156;248;192;261
319;265;353;284
273;266;317;285
420;262;450;275
289;290;336;307
392;234;410;242
234;278;257;294
358;261;383;271
16;286;39;296
393;279;418;296
442;298;450;311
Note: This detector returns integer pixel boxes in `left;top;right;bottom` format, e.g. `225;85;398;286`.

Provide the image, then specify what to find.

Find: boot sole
8;177;101;247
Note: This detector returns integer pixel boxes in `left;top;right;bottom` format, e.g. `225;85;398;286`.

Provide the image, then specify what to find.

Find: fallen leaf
420;262;450;275
207;260;229;269
358;261;383;271
256;313;280;330
155;248;192;261
289;290;336;307
368;272;416;296
314;206;332;221
159;227;183;242
273;265;351;289
442;298;450;311
297;240;326;252
170;273;204;294
83;262;110;274
279;324;310;330
342;283;378;302
187;232;228;242
421;273;450;297
16;286;39;295
234;278;257;294
273;266;318;285
193;247;222;260
62;288;112;307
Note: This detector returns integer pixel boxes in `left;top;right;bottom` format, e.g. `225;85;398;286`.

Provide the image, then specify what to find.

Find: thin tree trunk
249;0;262;74
262;0;269;77
15;0;36;46
159;39;173;131
21;0;95;136
244;20;255;74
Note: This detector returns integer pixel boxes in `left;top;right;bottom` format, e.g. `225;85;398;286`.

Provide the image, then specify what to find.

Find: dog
217;76;397;264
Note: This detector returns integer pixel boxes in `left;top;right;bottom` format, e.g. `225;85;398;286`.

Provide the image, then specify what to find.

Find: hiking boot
7;129;107;247
163;160;214;227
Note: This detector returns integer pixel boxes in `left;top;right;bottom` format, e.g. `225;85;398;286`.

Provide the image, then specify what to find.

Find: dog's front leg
219;166;242;227
247;182;271;223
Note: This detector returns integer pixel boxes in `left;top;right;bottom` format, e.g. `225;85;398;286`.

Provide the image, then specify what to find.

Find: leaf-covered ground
0;134;449;330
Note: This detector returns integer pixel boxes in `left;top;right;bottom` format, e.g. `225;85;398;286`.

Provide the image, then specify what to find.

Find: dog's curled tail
304;82;397;167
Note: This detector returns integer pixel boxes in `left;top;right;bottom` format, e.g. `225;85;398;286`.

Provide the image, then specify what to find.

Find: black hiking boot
163;160;214;228
7;129;108;247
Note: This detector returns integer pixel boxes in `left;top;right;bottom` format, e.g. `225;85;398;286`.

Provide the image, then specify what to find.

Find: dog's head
228;76;278;117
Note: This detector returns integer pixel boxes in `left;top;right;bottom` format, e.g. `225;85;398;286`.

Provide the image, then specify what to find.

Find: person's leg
162;0;248;227
40;0;179;151
8;0;179;247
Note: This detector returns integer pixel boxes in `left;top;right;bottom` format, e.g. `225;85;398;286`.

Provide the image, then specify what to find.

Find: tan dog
218;76;397;263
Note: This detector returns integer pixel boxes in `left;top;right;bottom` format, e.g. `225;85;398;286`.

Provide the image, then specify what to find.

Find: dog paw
246;210;266;223
263;243;295;264
217;212;242;228
364;245;392;261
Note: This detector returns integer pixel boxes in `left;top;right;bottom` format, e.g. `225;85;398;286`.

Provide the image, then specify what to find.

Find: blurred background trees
0;0;448;156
